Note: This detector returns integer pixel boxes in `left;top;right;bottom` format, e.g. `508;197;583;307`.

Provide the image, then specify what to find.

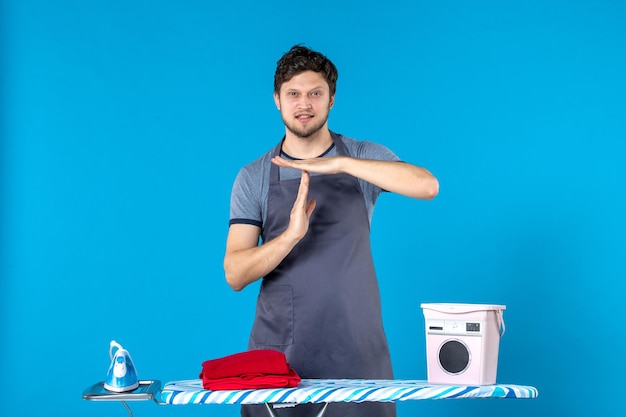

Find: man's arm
224;170;316;291
271;155;439;200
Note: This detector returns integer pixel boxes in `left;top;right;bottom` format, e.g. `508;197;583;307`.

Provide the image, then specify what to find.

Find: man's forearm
271;155;439;200
225;170;316;291
341;158;439;200
224;230;301;291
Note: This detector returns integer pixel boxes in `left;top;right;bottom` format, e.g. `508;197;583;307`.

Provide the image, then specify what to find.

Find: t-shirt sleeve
229;166;263;228
353;140;401;162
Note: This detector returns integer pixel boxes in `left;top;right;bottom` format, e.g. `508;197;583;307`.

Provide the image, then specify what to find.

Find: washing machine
421;303;506;385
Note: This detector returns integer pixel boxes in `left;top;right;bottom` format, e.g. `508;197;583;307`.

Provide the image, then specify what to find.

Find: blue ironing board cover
157;379;538;405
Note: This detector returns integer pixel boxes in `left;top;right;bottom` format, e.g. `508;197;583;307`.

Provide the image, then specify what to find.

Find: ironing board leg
314;403;329;416
264;402;329;417
263;403;279;417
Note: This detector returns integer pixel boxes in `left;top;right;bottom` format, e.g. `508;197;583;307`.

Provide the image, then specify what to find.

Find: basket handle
497;310;506;337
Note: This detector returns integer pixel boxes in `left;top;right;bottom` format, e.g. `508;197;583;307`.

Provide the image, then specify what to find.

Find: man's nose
297;95;312;108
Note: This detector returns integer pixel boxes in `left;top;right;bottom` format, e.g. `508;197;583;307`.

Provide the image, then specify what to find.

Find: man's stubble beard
282;113;329;139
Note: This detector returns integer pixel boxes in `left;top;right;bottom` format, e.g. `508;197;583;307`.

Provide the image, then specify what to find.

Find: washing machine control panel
427;319;482;336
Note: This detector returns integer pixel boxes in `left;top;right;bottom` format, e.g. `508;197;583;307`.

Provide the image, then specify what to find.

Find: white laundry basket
421;303;506;385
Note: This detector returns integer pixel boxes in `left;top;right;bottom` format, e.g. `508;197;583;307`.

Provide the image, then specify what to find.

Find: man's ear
274;92;281;110
329;95;335;109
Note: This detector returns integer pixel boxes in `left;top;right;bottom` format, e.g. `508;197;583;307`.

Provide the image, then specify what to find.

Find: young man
224;45;439;417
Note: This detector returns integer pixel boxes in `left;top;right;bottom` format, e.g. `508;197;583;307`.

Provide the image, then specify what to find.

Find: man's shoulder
334;132;390;159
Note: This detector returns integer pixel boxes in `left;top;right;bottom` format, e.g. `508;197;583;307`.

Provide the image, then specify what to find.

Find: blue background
2;0;625;416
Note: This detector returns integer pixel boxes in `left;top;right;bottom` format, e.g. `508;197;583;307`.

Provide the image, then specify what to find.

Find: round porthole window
438;339;470;374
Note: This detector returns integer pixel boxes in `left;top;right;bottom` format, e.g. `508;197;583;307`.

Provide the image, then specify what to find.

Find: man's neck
282;128;333;159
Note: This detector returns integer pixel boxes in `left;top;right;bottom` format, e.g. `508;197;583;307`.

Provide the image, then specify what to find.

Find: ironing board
84;378;538;417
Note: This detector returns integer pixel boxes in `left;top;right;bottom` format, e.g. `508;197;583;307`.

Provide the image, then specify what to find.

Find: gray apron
243;133;395;417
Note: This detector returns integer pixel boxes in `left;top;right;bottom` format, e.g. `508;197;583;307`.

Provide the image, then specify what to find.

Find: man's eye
288;92;298;97
310;91;320;97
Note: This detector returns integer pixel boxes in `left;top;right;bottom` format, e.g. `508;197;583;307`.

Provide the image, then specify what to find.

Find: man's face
274;70;335;139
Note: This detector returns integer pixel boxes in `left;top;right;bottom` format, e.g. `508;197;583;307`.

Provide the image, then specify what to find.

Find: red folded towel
199;350;301;390
201;367;301;390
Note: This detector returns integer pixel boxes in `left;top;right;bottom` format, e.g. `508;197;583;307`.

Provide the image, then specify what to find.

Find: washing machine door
438;339;470;374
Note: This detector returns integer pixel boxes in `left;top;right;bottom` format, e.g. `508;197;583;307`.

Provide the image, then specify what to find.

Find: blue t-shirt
229;133;401;231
